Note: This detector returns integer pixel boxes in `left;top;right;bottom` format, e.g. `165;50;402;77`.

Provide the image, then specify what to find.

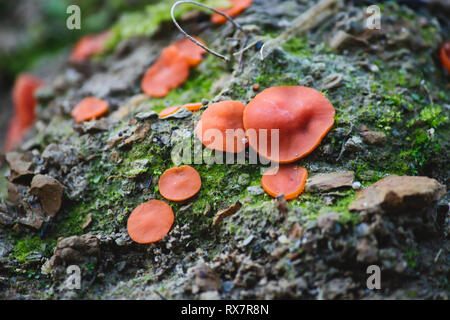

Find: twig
238;36;248;72
171;0;247;62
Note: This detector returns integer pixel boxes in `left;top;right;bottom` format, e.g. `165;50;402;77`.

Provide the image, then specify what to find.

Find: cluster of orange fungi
70;30;111;63
128;86;335;244
141;37;206;98
197;86;335;200
5;74;44;152
64;2;254;125
127;165;201;244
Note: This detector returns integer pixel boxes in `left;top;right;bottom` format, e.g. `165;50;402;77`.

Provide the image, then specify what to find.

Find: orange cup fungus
195;100;247;153
13;74;44;128
243;86;335;163
5;74;44;152
159;102;203;118
70;30;111;62
172;37;206;67
141;46;190;98
440;41;450;73
261;165;308;200
141;37;207;98
71;97;109;123
159;106;181;118
159;165;202;202
211;0;253;24
127;200;175;244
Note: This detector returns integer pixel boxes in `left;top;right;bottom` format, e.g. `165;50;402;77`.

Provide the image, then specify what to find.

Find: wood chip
212;201;241;227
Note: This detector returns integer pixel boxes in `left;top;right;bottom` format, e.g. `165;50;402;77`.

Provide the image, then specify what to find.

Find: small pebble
352;181;362;190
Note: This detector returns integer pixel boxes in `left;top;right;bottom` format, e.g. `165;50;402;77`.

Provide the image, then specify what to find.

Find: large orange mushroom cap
261;165;308;200
171;37;206;67
243;86;335;163
13;74;44;128
127;200;175;244
71;97;109;123
141;46;190;98
195;100;247;153
70;30;111;62
211;0;253;24
159;165;201;202
440;42;450;73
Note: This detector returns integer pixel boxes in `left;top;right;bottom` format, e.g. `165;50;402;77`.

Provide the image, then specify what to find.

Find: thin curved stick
171;0;246;62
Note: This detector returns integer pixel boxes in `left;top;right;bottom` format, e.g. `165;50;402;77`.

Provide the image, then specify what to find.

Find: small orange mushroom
211;0;253;24
70;30;111;62
12;74;44;128
172;37;207;67
183;102;203;112
159;102;203;118
440;41;450;73
158;165;202;202
5;74;44;152
243;86;335;163
5;117;23;152
71;97;108;123
261;165;308;200
159;106;180;118
141;46;190;98
127;199;175;244
195;100;247;153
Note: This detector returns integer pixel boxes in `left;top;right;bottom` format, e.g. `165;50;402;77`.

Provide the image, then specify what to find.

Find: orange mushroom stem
440;41;450;73
243;86;335;163
70;30;111;62
127;200;175;244
158;165;202;202
195;100;247;153
211;0;253;24
71;97;109;123
261;165;308;200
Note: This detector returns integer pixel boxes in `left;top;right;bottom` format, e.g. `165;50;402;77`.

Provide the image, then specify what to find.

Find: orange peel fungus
71;97;109;123
158;165;202;202
261;165;308;200
127;200;175;244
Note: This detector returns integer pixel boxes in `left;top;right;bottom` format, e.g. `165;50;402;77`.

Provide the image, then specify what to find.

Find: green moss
282;37;310;56
404;248;419;269
289;189;358;224
413;105;448;128
12;237;56;264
